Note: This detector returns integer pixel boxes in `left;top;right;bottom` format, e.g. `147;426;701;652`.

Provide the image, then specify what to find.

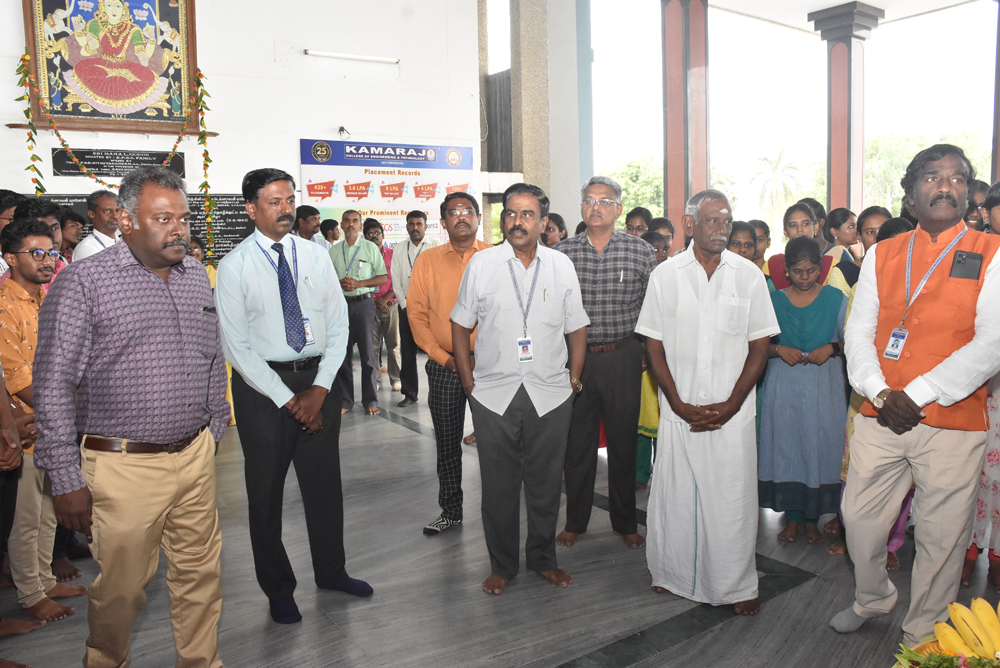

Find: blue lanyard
255;238;298;286
94;233;108;249
342;241;362;275
507;257;541;338
902;225;966;327
408;242;423;269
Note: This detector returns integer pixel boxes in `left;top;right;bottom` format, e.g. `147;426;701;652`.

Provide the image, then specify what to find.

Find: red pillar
661;0;708;253
809;2;883;213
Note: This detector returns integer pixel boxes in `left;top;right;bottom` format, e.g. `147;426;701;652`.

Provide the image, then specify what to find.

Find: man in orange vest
832;144;1000;644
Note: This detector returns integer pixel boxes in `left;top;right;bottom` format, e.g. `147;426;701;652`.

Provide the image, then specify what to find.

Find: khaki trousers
82;428;223;668
844;415;986;644
9;453;58;608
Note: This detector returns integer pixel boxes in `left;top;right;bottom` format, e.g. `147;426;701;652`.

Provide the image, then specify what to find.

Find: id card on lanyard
884;227;966;360
508;258;541;363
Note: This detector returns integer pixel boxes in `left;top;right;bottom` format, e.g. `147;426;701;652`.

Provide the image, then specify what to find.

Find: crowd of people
0;142;995;666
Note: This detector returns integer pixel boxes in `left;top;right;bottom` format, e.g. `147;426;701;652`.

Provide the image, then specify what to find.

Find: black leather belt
268;356;321;372
588;335;635;354
346;293;373;303
83;427;206;454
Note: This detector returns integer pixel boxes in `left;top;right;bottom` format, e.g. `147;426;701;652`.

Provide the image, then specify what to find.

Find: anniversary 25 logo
311;141;333;162
343;143;437;162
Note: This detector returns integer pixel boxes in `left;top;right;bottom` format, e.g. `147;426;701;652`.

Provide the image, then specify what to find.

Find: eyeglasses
625;224;647;234
11;249;59;262
582;198;619;208
445;208;476;219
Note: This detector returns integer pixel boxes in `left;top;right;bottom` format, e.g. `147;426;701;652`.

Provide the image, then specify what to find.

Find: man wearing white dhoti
636;189;779;615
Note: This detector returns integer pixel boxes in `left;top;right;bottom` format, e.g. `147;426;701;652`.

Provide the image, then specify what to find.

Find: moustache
508;224;529;236
163;238;190;250
277;214;294;224
710;235;729;242
931;193;959;207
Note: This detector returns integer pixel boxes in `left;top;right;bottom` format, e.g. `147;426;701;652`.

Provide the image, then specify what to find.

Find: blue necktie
272;243;306;352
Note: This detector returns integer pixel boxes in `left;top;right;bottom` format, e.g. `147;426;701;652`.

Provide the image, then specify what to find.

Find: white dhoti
647;418;758;605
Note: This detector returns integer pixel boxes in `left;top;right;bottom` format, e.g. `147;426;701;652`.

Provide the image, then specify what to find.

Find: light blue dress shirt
215;228;349;408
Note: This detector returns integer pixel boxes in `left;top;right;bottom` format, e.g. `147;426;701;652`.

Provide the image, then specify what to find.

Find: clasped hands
284;385;328;434
877;391;925;435
673;399;739;432
777;343;835;366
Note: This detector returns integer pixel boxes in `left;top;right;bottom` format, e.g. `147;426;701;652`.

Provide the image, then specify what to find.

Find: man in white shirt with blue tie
452;183;589;595
215;168;372;626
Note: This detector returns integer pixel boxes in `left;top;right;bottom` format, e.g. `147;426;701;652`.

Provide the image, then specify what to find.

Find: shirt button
704;336;709;341
904;352;910;358
913;318;919;325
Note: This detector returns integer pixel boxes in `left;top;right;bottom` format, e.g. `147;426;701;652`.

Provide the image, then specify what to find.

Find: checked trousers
425;358;468;521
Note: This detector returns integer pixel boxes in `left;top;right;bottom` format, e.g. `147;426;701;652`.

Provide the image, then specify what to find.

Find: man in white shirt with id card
452;183;589;596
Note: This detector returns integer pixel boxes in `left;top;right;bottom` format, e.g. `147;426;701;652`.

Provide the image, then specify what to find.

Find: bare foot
341;408;351;415
886;552;900;571
962;557;978;587
365;406;380;415
777;521;801;542
50;557;81;583
380;365;388;373
734;598;759;615
827;541;847;556
805;524;824;544
25;597;74;622
651;586;668;594
463;433;476;445
0;618;45;636
537;569;572;588
556;531;577;547
613;532;645;549
0;657;31;668
824;516;841;535
48;583;87;599
482;574;508;595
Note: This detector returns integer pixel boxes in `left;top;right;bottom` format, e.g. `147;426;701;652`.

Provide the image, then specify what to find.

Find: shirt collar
93;229;120;246
675;246;735;269
117;240;188;275
915;221;966;245
253;228;293;253
495;240;544;267
0;278;43;305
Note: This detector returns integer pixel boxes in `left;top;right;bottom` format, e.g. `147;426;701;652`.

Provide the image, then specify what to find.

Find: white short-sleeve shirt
451;242;590;417
635;249;780;428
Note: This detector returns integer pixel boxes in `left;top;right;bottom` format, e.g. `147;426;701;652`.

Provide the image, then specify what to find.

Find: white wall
546;0;581;224
0;0;481;198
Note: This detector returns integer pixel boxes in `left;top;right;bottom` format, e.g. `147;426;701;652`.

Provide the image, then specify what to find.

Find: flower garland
15;52;216;258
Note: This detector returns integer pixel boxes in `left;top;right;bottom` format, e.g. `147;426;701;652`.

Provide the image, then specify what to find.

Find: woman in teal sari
758;236;849;544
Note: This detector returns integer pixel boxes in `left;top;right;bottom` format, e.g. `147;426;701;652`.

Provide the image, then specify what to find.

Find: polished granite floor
0;353;994;667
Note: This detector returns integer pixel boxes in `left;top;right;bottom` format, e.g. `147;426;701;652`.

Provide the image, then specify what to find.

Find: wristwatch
872;388;892;410
571;377;583;394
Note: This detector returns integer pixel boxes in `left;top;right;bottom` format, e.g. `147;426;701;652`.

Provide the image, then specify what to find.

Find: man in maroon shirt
33;166;230;668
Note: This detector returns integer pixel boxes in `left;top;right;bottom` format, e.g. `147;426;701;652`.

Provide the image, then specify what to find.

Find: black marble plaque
51;149;185;178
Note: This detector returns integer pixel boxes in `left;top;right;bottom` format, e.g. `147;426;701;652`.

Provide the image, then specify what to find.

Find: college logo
311;141;332;162
445;148;462;168
413;183;438;202
344;143;436;162
344;181;373;201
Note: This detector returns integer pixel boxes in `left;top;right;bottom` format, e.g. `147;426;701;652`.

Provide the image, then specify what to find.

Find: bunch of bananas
935;599;1000;659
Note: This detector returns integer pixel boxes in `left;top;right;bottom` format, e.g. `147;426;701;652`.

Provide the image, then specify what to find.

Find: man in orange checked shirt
0;219;87;624
407;192;492;536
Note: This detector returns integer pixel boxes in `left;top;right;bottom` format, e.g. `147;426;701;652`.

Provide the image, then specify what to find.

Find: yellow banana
971;598;1000;657
949;602;997;659
936;621;975;656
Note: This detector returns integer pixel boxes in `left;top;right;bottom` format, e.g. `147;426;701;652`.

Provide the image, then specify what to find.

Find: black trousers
563;340;644;536
336;296;378;409
471;387;573;579
425;359;467;520
398;307;420;401
232;369;347;601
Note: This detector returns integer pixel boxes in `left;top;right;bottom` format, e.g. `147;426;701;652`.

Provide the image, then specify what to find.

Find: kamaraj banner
299;139;476;245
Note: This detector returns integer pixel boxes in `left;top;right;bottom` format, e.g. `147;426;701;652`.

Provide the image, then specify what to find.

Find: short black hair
824;207;855;243
1;218;55;255
649;217;673;235
900;144;975;200
59;206;86;230
729;221;757;243
439;191;480;219
876;217;915;243
13;198;61;223
242;168;295;204
86;189;116;213
547;212;566;233
625;207;652;225
189;235;207;252
118;167;186;221
0;190;25;214
857;206;892;229
502;183;549;218
749;219;770;239
983;182;1000;213
784;235;822;268
363;218;383;236
969;179;990;197
641;231;667;247
575;221;587;235
899;198;919;225
406;210;427;222
295;205;319;223
342;209;361;221
797;197;827;223
783;202;817;229
320;218;339;235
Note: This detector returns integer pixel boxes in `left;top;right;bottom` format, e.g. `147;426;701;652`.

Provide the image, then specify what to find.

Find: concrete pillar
577;0;594;189
547;0;582;220
510;0;550;192
992;4;1000;183
808;2;883;213
661;0;709;253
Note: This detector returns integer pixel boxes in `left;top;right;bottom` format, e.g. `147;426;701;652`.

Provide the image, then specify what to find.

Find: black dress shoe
397;396;417;407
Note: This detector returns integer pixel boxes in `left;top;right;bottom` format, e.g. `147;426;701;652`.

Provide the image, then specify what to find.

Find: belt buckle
292;359;305;372
166;439;185;454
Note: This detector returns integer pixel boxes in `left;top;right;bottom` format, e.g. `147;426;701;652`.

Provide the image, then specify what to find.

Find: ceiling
708;0;990;34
